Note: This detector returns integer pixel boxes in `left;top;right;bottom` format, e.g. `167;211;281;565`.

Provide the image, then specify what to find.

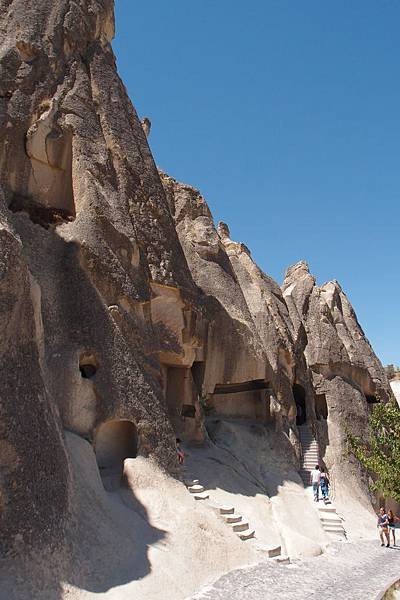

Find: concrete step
224;514;242;524
219;506;235;515
193;491;209;500
236;528;255;540
188;484;204;494
233;521;250;532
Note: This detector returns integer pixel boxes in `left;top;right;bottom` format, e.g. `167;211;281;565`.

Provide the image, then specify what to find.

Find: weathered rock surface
0;0;392;598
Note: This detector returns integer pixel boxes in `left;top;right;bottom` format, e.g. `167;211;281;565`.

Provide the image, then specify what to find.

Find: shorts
389;525;395;530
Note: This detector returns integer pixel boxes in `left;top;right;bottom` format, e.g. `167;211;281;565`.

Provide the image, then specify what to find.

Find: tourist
319;468;330;501
387;509;400;546
176;438;185;465
310;465;321;501
377;507;390;547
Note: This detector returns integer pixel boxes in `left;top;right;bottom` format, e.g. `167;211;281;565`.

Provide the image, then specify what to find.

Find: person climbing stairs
298;424;347;539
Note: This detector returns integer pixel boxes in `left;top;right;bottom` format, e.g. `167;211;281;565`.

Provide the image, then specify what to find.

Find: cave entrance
293;383;306;426
94;420;138;484
315;394;328;420
210;379;270;421
365;394;378;404
165;367;189;418
11;128;75;228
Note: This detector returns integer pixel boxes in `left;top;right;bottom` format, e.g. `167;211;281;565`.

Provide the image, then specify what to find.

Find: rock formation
0;1;391;598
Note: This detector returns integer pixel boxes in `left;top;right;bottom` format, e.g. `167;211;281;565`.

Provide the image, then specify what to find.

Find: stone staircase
317;503;347;539
185;478;256;541
298;424;347;540
298;424;320;485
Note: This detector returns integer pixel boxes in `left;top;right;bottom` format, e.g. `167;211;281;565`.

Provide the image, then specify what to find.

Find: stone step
323;525;346;534
255;544;282;558
321;516;343;525
236;528;255;541
188;484;205;494
219;506;235;515
318;505;337;513
269;555;290;565
224;514;242;524
193;491;209;500
232;521;250;532
184;479;199;487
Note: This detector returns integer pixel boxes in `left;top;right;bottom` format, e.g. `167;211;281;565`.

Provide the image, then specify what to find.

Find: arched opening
315;394;328;420
94;420;138;488
293;383;306;426
79;352;98;379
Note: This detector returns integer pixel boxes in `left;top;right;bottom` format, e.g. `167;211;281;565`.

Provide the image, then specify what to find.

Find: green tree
348;400;400;503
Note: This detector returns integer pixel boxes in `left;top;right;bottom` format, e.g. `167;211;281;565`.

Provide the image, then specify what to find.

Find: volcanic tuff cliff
0;1;391;598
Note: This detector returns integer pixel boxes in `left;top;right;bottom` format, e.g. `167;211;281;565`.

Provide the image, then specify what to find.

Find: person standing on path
377;507;390;547
310;465;321;501
387;509;400;546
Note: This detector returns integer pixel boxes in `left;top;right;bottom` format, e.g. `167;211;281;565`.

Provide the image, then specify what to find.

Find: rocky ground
189;540;400;600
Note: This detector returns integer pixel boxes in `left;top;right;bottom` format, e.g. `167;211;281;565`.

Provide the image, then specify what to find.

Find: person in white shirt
310;465;321;501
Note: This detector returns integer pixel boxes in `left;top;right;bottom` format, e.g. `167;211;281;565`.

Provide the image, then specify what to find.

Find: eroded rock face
282;261;390;506
0;0;196;559
0;0;391;589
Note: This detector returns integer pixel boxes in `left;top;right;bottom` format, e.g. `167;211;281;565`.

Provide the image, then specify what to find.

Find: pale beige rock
0;1;393;598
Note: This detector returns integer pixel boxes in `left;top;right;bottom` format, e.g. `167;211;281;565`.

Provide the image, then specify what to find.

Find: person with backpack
319;469;330;501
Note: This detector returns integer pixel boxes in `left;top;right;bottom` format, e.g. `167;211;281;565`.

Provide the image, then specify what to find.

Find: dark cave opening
293;383;306;426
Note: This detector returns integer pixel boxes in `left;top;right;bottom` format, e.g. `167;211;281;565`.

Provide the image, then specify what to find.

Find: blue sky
113;1;399;366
